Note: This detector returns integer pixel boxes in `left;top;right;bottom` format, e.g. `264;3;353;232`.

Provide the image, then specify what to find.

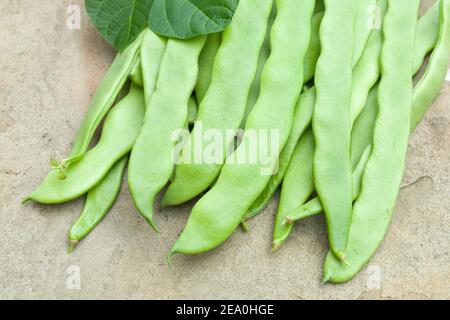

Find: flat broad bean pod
188;96;198;127
140;29;167;106
169;0;315;262
245;87;316;219
303;12;324;83
58;32;144;174
68;156;128;252
411;0;450;130
275;0;444;246
129;59;143;87
323;0;420;283
245;1;376;220
312;0;359;260
272;0;442;251
271;128;315;250
352;0;377;67
160;0;274;207
242;4;275;124
128;36;206;231
413;1;441;73
349;0;386;124
195;33;222;103
273;88;378;249
284;145;373;227
25;85;145;204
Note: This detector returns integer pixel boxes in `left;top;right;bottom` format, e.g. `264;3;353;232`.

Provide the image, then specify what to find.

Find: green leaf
85;0;153;51
149;0;239;39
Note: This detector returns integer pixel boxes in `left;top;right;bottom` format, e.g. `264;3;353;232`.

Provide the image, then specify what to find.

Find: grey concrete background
1;0;449;299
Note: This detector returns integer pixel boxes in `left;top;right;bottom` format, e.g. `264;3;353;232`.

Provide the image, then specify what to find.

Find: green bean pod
188;96;198;127
303;12;324;83
245;87;316;219
271;1;442;250
411;0;450;130
272;129;315;250
349;0;386;124
129;59;143;87
273;1;443;248
169;0;315;262
140;29;167;106
285;145;372;226
161;0;274;207
413;1;441;73
243;5;275;123
196;33;222;103
25;85;145;204
312;0;359;260
323;0;420;283
128;36;206;231
68;156;128;252
273;87;378;249
59;32;144;172
246;1;377;221
352;0;377;67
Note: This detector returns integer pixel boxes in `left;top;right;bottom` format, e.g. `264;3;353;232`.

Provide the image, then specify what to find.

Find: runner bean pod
411;0;450;130
169;0;315;262
68;156;128;252
140;29;167;106
272;1;441;249
195;33;222;103
25;85;145;204
57;33;144;174
128;36;206;231
323;0;420;283
161;0;274;207
312;0;359;260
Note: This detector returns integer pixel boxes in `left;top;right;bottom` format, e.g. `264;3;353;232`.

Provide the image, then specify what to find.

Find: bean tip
271;241;281;253
68;240;78;254
167;251;175;270
322;273;331;284
21;196;32;205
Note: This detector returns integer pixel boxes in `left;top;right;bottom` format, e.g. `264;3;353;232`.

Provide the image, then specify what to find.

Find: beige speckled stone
0;0;448;299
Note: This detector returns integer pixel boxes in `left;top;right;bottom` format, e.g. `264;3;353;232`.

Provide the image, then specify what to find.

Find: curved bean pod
188;96;198;127
284;145;372;227
25;85;145;204
195;33;222;103
140;29;167;106
411;0;450;130
243;5;275;123
161;0;274;207
353;0;377;67
349;0;386;124
129;59;143;87
323;0;420;283
303;13;324;83
413;1;441;73
128;36;206;231
245;87;316;219
312;0;359;259
169;0;315;261
273;2;443;247
272;129;315;250
68;156;128;252
59;32;144;172
273;87;378;249
246;1;377;221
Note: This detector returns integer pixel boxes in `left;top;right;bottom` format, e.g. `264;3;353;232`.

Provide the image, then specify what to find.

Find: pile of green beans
25;0;449;283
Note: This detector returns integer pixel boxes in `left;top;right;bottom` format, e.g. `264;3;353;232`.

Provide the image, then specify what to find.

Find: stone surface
0;0;448;299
